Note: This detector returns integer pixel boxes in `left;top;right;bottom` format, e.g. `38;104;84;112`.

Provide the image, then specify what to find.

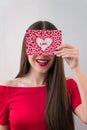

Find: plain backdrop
0;0;87;129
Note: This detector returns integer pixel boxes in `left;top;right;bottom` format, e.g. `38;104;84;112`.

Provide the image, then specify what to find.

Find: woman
0;21;87;130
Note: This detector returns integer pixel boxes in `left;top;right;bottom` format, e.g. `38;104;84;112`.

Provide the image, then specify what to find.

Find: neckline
0;78;72;89
0;84;47;89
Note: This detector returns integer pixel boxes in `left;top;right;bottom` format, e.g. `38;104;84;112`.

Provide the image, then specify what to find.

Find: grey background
0;0;87;129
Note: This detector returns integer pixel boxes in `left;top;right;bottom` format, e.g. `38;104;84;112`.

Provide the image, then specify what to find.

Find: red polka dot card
26;30;62;55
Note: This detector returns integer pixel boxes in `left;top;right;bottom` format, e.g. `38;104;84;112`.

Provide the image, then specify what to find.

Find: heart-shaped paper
36;37;52;51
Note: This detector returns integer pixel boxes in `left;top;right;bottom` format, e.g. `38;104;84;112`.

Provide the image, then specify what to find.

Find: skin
54;43;87;124
21;43;87;123
28;55;55;74
1;43;87;130
22;55;55;86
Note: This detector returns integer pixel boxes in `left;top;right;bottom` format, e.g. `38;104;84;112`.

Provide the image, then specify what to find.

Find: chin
37;69;48;74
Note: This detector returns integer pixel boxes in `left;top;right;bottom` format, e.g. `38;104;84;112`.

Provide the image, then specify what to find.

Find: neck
24;68;47;86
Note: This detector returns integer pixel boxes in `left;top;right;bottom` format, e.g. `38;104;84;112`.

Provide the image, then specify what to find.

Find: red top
0;79;82;130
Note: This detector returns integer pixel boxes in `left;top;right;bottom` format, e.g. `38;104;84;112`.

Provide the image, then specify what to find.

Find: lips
36;59;49;66
36;59;49;63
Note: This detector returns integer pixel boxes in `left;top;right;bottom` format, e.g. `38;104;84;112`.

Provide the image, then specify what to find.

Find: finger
55;48;79;55
57;52;79;57
61;54;79;58
56;51;79;57
57;53;79;58
56;44;76;50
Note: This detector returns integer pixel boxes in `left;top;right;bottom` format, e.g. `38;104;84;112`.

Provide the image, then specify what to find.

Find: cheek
46;57;55;69
28;55;55;71
28;56;35;66
50;56;55;64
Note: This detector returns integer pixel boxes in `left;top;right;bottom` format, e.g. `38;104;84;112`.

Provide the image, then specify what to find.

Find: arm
72;67;87;124
0;125;9;130
55;44;87;124
0;83;11;130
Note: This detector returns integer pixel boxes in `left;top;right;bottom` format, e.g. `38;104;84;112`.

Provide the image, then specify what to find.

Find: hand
54;44;80;70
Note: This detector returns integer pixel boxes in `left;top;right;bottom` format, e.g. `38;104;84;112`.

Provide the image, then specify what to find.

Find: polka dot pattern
26;30;62;55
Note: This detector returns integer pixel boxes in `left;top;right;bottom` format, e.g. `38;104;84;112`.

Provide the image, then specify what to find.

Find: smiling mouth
36;59;49;66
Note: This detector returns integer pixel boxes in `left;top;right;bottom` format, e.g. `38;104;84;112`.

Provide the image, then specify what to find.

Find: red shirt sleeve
0;85;9;125
66;79;82;111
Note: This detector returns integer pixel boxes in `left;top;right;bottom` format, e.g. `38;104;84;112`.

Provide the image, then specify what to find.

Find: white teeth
36;60;49;63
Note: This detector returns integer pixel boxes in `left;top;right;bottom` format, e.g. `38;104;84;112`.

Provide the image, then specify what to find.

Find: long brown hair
15;21;75;130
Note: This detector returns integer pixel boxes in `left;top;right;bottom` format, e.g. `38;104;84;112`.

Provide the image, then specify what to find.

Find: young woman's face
28;55;55;73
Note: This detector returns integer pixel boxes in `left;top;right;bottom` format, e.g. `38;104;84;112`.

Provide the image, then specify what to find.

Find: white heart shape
36;37;52;51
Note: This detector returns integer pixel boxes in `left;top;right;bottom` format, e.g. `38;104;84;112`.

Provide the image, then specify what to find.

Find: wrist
71;65;81;73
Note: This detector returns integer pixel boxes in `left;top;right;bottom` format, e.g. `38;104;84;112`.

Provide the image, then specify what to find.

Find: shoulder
66;77;79;94
66;77;77;86
0;78;21;87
